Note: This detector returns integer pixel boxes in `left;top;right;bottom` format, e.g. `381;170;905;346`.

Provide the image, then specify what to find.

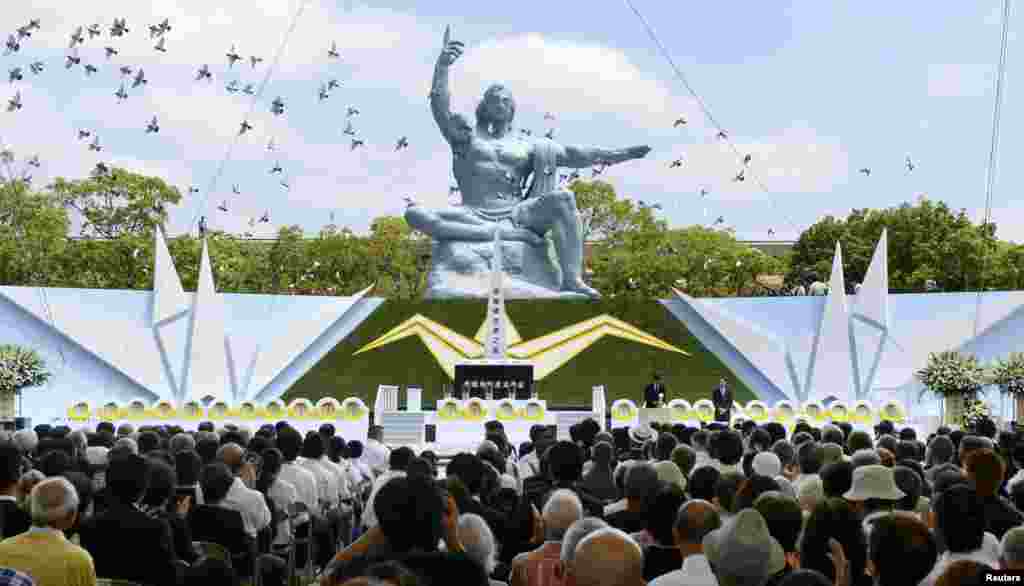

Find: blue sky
1;1;1019;242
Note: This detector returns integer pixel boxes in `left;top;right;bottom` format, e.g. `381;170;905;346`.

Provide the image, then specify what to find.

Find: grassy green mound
283;297;754;408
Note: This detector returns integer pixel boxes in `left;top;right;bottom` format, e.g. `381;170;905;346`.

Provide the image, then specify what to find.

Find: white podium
406;387;422;412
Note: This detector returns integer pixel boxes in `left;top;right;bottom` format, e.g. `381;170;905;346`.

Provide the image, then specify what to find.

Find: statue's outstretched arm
557;144;652;168
431;36;465;144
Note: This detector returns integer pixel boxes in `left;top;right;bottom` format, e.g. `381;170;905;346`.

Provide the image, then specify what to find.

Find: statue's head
476;84;516;125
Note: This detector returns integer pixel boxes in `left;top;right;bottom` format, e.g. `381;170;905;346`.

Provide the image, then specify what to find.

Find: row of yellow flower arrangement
66;397;370;422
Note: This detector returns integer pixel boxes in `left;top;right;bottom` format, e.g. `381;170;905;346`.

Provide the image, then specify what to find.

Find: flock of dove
3;17;922;241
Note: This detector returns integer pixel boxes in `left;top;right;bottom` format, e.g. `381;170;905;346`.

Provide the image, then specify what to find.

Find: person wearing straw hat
842;464;904;534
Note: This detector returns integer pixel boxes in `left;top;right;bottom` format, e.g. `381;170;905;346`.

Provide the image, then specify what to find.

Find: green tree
49;166;181;238
0;180;69;286
787;197;1000;292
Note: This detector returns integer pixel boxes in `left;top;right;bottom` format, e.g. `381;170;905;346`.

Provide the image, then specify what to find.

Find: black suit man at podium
712;377;733;422
643;373;666;408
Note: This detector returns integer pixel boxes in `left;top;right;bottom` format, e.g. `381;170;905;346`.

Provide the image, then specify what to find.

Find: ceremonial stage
3;232;1024;449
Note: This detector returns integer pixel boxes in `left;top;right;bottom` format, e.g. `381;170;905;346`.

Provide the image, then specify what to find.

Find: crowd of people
0;415;1022;586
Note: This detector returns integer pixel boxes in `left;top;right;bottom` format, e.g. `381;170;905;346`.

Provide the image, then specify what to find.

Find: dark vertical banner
283;297;753;408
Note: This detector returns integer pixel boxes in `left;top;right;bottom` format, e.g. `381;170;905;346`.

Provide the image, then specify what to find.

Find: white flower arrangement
962;398;992;430
917;350;986;398
0;344;50;396
990;353;1024;397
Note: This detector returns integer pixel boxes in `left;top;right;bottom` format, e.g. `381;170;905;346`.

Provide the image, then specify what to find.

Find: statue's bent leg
405;204;497;241
518;190;600;298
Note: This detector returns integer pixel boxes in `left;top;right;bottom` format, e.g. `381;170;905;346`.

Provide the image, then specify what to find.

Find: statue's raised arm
430;28;466;146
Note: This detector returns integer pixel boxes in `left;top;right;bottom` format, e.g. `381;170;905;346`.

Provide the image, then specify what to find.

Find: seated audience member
0;477;96;586
556;518;608;583
255;447;297;550
921;484;999;586
710;430;744;475
934;559;994;586
140;458;197;563
579;442;617;503
606;462;660;533
819;461;853;500
703;508;785;586
733;475;781;512
891;466;924;518
216;443;272;538
649;499;719;585
799;498;868;586
174;449;203;504
653;461;686;493
510;489;583;586
78;454;178;586
842;465;904;531
866;514;937;586
755;492;803;580
566;528;645;586
0;443;30;538
325;476;488;585
362;446;413;529
639;484;686;579
688;466;720;503
458;513;504;586
965;448;1024;539
670;445;697;479
1002;527;1024;570
714;472;743;519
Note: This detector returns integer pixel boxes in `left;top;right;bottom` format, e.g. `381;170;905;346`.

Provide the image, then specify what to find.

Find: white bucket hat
843;464;905;502
752;452;782;478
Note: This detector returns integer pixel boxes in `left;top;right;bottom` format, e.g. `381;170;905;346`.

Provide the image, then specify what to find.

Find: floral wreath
851;401;874;425
237;401;260;420
746;400;769;422
340;397;368;421
153;400;176;420
692;399;715;423
774;400;796;423
208;401;231;420
67;401;92;422
437;398;462;421
316;398;342;420
879;400;906;423
522;398;546;422
668;399;692;422
496;399;519;421
99;402;120;422
125;399;148;421
610;399;638;422
463;398;488;422
829;402;849;423
802;401;826;423
288;398;315;419
181;401;203;420
264;400;287;420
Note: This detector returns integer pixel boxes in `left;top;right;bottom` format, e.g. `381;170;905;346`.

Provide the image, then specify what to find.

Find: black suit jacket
79;502;179;586
712;386;733;421
0;499;31;538
644;382;665;406
188;504;258;575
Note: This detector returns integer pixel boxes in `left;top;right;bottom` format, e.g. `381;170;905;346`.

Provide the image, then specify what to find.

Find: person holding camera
216;443;272;538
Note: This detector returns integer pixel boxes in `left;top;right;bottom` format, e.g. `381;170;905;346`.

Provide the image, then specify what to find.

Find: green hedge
283;297;754;408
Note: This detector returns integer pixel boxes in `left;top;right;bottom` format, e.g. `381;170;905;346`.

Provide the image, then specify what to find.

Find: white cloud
927;64;994;97
446;33;695;130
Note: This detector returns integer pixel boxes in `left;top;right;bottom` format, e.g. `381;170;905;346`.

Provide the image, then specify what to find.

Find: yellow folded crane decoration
353;310;689;380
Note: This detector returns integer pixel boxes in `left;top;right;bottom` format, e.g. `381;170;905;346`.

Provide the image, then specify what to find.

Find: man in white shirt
276;428;317;526
920;484;1000;586
362;446;414;529
216;443;271;537
361;426;390;477
298;433;339;509
649;500;721;585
